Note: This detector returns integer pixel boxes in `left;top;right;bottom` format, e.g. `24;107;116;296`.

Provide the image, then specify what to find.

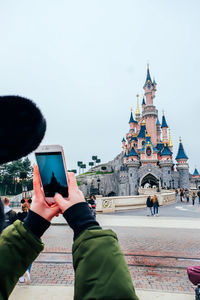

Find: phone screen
35;152;68;198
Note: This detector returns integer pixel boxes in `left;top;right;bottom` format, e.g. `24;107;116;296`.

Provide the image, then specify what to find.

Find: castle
80;66;191;196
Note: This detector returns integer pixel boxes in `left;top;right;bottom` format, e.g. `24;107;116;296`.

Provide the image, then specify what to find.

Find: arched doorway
141;173;159;189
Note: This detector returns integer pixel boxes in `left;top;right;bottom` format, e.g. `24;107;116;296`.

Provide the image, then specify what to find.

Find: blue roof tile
160;144;173;156
142;97;146;105
129;112;137;124
156;117;160;126
143;66;152;88
121;137;126;143
176;142;188;160
193;168;199;176
128;147;138;157
137;124;146;138
161;115;168;128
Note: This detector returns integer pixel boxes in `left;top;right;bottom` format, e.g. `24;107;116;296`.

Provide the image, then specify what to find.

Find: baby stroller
187;266;200;300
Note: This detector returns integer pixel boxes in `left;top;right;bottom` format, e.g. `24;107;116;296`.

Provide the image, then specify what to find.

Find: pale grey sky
0;0;199;173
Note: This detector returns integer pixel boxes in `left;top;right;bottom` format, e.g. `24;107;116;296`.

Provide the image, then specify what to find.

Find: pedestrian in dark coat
146;196;153;216
192;192;196;206
152;195;159;216
0;198;4;234
180;189;184;202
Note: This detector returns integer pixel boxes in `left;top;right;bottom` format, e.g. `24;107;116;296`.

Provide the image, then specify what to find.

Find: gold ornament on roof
168;128;173;147
136;94;140;115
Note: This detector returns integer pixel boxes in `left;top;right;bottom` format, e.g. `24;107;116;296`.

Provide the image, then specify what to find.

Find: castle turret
156;117;161;143
137;121;146;149
142;65;158;146
192;168;200;178
159;143;173;188
176;138;190;189
129;109;137;133
161;112;168;143
142;96;146;112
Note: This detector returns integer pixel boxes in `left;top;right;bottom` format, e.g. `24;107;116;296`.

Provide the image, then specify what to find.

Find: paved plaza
11;198;200;299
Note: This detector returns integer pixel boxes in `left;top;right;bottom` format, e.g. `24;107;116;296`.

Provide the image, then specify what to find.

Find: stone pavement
10;209;199;299
10;286;194;300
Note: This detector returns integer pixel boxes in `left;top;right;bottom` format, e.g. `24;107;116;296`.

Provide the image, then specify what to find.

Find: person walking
88;195;96;218
185;189;190;203
2;197;17;230
152;194;159;216
146;196;153;216
197;188;200;204
17;198;32;284
192;192;196;206
180;189;184;202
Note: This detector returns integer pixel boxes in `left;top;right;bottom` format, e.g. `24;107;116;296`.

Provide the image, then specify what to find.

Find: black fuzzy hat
0;96;46;164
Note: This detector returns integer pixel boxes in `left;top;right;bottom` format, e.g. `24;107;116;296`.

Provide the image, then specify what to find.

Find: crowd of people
178;188;200;205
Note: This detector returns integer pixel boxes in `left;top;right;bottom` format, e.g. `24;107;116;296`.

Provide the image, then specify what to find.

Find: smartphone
34;145;68;203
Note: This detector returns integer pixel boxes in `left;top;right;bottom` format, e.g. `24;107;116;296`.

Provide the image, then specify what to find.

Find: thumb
54;193;69;213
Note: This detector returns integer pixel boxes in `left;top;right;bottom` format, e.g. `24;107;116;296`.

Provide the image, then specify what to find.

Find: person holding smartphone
0;165;138;300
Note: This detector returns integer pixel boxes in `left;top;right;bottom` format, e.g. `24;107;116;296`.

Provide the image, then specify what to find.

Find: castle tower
161;112;168;143
156;117;161;143
126;147;140;195
129;109;137;133
143;65;158;146
159;144;173;188
142;96;146;112
176;138;190;189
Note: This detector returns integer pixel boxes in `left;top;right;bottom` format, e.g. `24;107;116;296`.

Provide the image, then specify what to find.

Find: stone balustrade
96;191;176;213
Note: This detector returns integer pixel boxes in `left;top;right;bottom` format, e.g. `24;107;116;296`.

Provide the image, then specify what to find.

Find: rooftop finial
162;110;164;116
179;136;182;143
168;128;173;147
130;107;132;112
136;94;140;115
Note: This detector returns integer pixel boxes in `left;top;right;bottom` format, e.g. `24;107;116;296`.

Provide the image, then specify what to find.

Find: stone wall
96;191;176;213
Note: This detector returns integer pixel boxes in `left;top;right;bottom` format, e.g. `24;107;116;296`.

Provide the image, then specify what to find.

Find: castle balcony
142;105;158;117
159;160;174;167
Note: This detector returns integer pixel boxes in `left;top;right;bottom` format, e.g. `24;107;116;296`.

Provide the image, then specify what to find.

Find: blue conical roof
160;144;172;156
128;147;138;157
193;168;199;176
161;115;168;128
142;97;146;105
156;117;160;126
176;142;188;160
121;137;126;143
143;66;152;88
124;152;128;158
137;123;146;138
129;112;137;124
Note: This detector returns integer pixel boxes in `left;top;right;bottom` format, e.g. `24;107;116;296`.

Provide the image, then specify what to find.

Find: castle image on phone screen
36;152;68;197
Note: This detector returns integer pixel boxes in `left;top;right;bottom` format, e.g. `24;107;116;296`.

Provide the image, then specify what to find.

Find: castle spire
176;138;188;160
168;128;173;147
143;64;152;88
161;112;168;128
129;108;137;124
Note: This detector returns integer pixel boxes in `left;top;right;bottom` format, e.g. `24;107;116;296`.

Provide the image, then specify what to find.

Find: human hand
54;172;85;213
31;165;60;221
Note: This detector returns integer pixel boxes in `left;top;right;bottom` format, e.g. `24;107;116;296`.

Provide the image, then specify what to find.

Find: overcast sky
0;0;199;173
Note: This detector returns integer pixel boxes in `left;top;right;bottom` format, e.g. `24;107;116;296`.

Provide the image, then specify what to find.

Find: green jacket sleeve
72;228;139;300
0;220;44;300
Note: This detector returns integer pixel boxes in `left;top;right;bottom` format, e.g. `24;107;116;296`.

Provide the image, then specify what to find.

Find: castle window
142;141;145;146
168;170;170;174
130;173;132;177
